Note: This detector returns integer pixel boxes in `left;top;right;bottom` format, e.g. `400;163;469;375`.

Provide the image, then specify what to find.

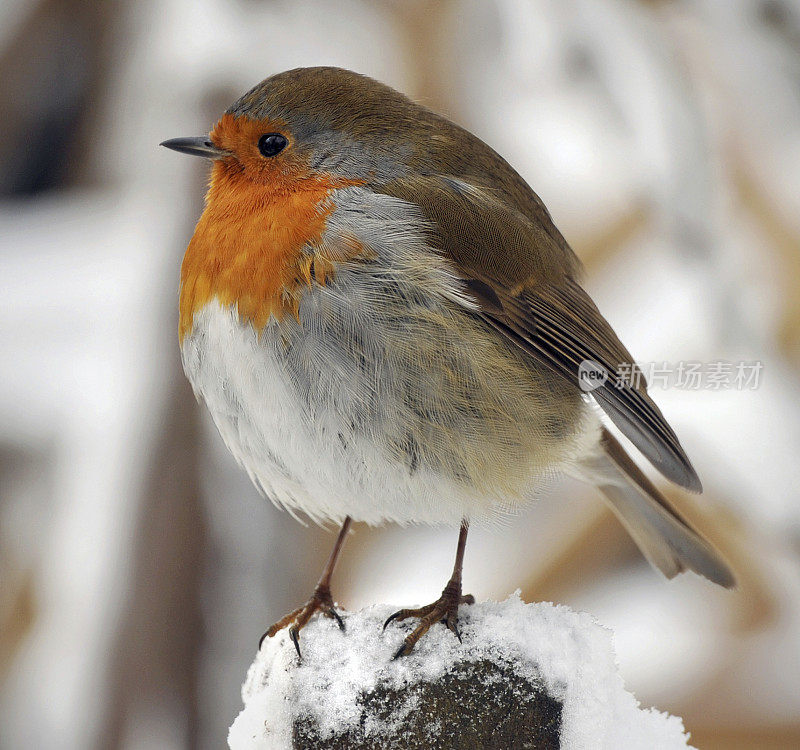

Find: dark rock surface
293;658;562;749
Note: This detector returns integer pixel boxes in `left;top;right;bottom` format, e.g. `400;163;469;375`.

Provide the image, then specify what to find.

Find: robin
162;66;734;659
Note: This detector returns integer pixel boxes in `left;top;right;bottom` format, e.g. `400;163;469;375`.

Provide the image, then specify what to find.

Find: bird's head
161;66;436;190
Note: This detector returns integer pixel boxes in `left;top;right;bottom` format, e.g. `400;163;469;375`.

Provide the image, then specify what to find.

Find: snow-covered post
228;595;694;749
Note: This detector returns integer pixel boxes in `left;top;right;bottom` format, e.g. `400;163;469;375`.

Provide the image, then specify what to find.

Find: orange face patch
179;115;363;341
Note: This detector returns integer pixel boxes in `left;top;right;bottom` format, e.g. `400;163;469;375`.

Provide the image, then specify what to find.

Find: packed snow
228;593;693;749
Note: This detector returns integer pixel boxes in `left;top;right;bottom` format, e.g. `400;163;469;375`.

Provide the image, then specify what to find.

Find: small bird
162;67;734;658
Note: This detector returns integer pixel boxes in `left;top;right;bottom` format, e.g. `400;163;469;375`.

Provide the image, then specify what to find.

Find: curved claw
444;616;462;642
327;608;346;631
383;610;403;631
289;627;302;659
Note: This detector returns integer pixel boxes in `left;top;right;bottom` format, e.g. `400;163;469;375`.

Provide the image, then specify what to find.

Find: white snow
228;593;693;749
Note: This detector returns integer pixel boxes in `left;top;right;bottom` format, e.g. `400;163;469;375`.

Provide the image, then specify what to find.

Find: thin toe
383;604;435;631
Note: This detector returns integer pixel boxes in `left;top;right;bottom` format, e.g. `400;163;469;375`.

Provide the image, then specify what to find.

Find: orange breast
179;161;359;341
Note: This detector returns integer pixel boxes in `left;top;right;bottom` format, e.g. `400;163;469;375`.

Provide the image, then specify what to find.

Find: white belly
184;302;487;524
182;288;596;526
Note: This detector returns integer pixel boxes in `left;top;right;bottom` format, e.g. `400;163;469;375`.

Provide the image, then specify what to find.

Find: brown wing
376;175;702;492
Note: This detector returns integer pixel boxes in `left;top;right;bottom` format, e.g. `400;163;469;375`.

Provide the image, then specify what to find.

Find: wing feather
375;175;702;491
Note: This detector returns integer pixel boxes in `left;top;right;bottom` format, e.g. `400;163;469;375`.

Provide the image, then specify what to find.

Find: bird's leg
260;516;351;658
384;519;475;658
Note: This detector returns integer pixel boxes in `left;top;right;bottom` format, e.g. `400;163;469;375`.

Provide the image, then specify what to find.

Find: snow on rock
228;593;693;749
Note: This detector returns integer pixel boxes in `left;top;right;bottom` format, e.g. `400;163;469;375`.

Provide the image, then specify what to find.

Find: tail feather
578;428;735;588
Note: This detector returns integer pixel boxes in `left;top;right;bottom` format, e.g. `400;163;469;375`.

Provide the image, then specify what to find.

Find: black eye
258;133;288;157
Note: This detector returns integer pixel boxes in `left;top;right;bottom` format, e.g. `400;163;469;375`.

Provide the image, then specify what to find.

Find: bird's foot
259;584;344;658
383;579;475;658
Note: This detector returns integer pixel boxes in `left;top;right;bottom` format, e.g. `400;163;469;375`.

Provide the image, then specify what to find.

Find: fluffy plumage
182;188;596;526
177;66;734;587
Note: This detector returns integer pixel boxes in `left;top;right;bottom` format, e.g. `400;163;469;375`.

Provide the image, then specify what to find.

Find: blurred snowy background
1;0;799;748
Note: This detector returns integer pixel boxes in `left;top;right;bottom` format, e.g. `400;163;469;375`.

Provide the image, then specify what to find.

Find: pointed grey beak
160;136;228;159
